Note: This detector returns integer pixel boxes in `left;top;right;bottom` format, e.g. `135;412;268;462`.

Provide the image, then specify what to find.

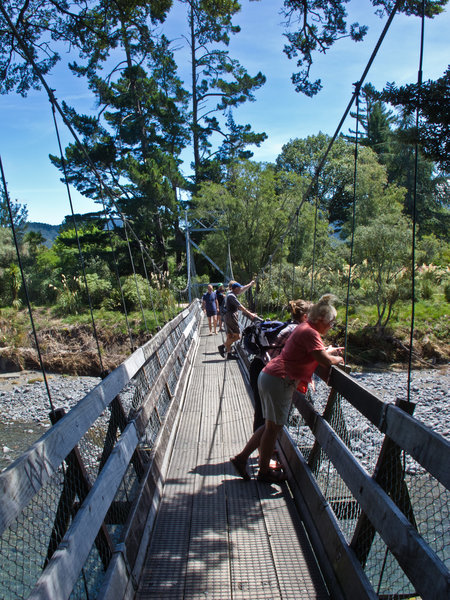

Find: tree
181;0;266;184
378;67;450;174
280;0;448;96
49;4;189;271
353;206;413;330
276;133;408;235
192;160;305;283
276;133;354;225
348;84;450;240
0;189;28;237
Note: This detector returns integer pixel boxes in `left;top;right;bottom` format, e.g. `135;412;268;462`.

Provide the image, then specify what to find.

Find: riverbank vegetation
0;1;448;373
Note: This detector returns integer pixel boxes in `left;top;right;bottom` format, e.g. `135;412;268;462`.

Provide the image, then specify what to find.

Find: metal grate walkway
136;323;330;599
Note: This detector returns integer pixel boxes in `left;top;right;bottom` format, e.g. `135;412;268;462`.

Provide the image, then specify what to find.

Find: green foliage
353;206;413;329
49;274;82;316
378;67;450;174
0;190;28;235
80;273;113;309
420;280;434;300
444;283;450;303
280;1;448;96
121;274;150;312
184;0;266;184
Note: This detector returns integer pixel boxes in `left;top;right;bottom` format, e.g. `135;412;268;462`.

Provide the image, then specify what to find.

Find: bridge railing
0;300;202;600
237;314;450;600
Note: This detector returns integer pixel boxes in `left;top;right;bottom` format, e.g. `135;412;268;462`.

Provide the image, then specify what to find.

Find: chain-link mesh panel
1;469;64;600
0;303;202;600
157;386;171;422
288;374;450;598
143;354;160;388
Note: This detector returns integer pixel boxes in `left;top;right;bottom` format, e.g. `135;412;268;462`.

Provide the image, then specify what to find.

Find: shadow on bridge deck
135;323;330;599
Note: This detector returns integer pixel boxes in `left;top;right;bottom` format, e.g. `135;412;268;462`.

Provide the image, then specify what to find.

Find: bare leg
234;424;265;463
258;420;283;474
225;332;240;353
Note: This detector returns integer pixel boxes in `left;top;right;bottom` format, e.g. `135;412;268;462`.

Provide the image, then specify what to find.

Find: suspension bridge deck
135;323;329;599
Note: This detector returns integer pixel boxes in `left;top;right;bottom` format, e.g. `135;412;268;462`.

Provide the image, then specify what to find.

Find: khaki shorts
224;312;240;334
257;370;296;426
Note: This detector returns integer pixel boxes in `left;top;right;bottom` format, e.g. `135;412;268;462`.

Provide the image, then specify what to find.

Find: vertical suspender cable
139;241;160;328
407;0;425;402
101;205;135;352
291;208;299;299
0;156;55;412
310;194;319;301
51;105;105;375
344;85;361;365
277;251;283;312
123;222;149;334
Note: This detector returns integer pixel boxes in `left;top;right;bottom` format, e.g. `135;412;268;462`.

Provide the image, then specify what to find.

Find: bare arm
238;304;257;320
236;280;255;295
311;348;344;369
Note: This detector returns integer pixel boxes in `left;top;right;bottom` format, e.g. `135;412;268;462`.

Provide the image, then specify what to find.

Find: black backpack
242;320;291;356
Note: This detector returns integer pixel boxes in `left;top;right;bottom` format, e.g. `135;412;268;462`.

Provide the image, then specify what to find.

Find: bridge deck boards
136;323;330;599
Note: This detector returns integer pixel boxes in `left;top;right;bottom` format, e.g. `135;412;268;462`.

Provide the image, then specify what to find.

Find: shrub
444;283;450;303
81;273;113;309
420;280;434;301
121;274;149;312
49;274;81;316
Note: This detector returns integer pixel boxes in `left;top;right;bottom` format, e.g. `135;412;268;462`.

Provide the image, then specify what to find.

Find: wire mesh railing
285;369;449;600
236;313;449;600
0;300;202;600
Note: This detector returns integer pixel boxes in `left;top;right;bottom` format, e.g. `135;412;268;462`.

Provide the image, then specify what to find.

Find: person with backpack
218;281;257;359
231;294;344;484
248;299;312;433
215;284;226;331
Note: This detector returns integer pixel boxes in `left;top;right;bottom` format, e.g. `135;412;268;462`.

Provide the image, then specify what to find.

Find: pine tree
182;0;266;185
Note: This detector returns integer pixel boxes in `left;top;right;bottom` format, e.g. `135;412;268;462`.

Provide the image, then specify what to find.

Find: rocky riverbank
0;366;448;470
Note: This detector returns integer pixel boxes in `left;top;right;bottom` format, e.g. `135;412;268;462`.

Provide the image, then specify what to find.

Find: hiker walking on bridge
231;294;344;483
218;281;257;360
202;284;219;335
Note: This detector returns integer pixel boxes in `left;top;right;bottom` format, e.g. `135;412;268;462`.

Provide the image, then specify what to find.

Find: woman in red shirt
231;294;344;484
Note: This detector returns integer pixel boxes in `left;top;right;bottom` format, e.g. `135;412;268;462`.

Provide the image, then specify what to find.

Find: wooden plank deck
136;322;330;599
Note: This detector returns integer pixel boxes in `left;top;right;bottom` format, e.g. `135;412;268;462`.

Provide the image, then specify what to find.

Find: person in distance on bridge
218;281;257;359
215;284;226;331
231;294;344;484
202;284;219;335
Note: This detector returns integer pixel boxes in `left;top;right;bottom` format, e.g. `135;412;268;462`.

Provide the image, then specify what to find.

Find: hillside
26;222;60;247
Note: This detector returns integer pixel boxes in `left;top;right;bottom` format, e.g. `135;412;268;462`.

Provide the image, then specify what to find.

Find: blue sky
0;0;448;225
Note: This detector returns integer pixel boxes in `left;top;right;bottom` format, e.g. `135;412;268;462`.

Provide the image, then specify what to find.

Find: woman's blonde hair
308;294;338;324
289;299;312;320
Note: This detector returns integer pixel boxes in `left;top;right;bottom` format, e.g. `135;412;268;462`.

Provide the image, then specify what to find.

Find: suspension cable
407;0;425;402
100;204;135;353
123;222;149;334
139;241;161;329
310;194;319;301
256;0;404;281
291;208;299;299
344;86;361;365
0;155;55;412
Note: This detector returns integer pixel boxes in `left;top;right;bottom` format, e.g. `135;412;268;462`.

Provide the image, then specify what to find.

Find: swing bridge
1;1;449;598
0;304;449;599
